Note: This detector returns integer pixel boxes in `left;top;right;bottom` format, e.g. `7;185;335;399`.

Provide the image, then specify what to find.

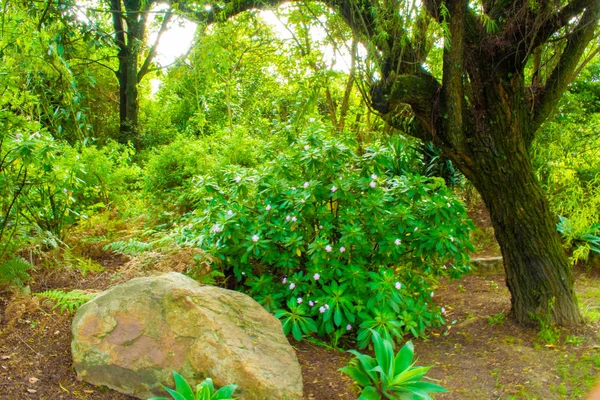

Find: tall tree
317;0;599;325
108;0;174;141
102;0;281;141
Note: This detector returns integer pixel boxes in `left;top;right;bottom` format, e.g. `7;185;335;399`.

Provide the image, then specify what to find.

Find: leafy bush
143;129;277;213
179;127;473;346
149;371;237;400
1;114;141;250
340;330;447;399
557;216;600;263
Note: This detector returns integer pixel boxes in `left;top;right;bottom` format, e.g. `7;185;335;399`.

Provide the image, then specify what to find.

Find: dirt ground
1;245;599;399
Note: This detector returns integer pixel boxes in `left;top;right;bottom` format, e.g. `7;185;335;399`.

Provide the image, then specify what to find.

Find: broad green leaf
409;380;448;393
358;386;381;400
173;371;195;400
394;341;414;375
212;384;238;399
164;386;188;400
339;365;372;387
391;366;432;386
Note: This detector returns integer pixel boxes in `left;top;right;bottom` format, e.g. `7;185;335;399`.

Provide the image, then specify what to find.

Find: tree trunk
469;143;582;325
123;47;139;138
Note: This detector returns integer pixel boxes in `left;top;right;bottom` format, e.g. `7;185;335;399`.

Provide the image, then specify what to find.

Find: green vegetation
0;0;599;397
149;371;237;400
340;330;447;399
35;290;97;314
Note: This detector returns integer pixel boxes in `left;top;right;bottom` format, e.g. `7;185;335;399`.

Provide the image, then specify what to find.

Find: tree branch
371;72;440;137
532;0;597;49
441;0;467;152
532;4;600;131
138;7;174;82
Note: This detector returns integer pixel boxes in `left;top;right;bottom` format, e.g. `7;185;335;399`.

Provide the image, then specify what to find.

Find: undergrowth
35;289;96;314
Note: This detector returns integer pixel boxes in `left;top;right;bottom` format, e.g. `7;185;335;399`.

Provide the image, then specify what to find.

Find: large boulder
71;272;303;399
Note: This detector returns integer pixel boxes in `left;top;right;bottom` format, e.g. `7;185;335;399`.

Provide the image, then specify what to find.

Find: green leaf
391;366;432;386
164;386;188;400
334;307;342;326
292;321;303;341
212;384;238;399
358;386;381;400
339;365;372;387
394;341;414;375
408;380;448;393
173;371;195;400
372;330;393;380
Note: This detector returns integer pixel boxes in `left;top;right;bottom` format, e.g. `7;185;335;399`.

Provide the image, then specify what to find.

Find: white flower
286;215;291;221
289;283;296;290
304;145;310;150
63;188;68;194
339;247;346;253
394;238;401;246
241;272;245;275
251;235;259;242
291;216;297;222
331;185;337;192
371;173;377;180
313;273;320;281
369;181;376;188
319;225;323;229
301;199;305;203
234;176;241;183
309;300;315;307
304;182;309;188
325;245;332;252
309;118;315;122
450;236;454;242
414;227;418;231
297;297;303;304
395;282;402;290
441;307;446;315
15;133;22;141
319;306;326;313
430;291;434;297
325;304;330;310
291;187;296;191
211;224;222;233
227;210;233;216
346;324;352;331
266;204;271;211
282;277;287;284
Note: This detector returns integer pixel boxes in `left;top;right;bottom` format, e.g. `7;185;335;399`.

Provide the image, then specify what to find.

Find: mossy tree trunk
326;0;600;324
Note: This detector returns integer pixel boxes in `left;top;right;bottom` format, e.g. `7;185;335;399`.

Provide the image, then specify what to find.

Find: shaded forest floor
1;213;599;399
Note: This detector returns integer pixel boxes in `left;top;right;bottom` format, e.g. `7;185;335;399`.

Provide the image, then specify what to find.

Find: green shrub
149;371;237;400
143;128;284;213
340;330;447;399
178;126;473;346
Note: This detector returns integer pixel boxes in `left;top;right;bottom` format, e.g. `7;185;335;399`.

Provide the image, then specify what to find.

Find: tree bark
468;125;581;325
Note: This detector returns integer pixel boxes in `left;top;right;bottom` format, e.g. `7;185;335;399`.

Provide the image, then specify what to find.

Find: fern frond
35;289;96;314
0;257;32;288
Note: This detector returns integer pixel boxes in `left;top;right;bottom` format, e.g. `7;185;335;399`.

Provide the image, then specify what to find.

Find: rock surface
472;256;504;270
71;272;303;399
